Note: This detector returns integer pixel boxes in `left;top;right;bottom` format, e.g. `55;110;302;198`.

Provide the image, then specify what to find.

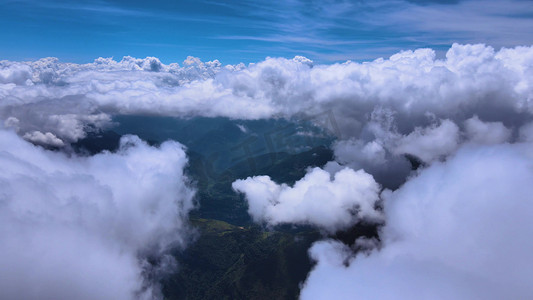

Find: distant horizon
2;0;533;65
4;42;530;66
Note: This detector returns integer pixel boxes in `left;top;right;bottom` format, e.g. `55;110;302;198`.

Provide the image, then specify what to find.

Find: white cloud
23;130;65;147
1;44;533;149
212;43;533;299
301;141;533;300
0;41;532;300
332;138;412;189
232;167;382;232
464;115;511;144
394;119;460;162
0;62;32;85
0;129;195;300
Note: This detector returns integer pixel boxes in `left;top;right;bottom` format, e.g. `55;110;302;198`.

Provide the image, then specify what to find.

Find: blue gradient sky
1;0;533;64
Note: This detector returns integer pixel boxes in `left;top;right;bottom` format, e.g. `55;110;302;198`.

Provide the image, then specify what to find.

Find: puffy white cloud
232;167;382;232
394;119;460;162
332;114;515;188
1;43;533;149
0;55;243;146
214;43;533;299
0;41;532;300
301;141;533;300
464;115;512;144
23;130;65;147
0;129;195;300
332;138;412;189
0;62;32;85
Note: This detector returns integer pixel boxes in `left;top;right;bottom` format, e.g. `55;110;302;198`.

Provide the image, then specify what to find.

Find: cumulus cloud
1;42;533;300
0;55;243;146
1;43;533;150
393;119;460;162
300;141;533;300
331;140;412;189
232;167;382;232
464;115;512;144
0;128;195;300
332;113;516;188
214;43;533;299
23;130;65;147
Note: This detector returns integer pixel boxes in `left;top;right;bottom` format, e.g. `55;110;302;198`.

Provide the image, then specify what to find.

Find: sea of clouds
2;43;533;299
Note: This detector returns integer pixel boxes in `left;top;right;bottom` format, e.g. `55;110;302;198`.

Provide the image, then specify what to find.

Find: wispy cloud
214;0;533;61
1;0;533;63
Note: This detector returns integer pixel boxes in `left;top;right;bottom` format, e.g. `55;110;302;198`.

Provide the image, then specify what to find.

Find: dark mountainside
72;116;380;300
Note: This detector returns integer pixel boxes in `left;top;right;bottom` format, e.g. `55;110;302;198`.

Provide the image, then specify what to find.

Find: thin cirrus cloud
1;0;533;63
213;0;533;61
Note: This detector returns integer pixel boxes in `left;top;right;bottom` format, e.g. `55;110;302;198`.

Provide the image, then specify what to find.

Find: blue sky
1;0;533;64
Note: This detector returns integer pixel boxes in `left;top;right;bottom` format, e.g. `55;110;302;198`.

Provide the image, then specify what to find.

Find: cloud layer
0;128;195;300
2;43;533;299
300;141;533;299
1;43;533;151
